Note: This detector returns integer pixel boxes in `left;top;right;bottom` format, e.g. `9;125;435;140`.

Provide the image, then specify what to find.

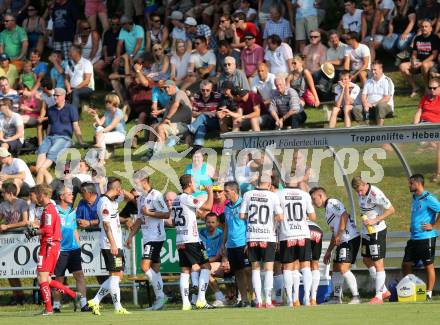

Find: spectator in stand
29;49;49;92
75;20;102;65
183;150;216;197
22;4;46;54
217;56;250;91
217;15;235;44
124;0;145;26
146;14;170;53
303;30;327;73
0;54;19;88
89;93;126;165
51;0;80;61
182;36;216;91
360;0;386;63
65;45;95;113
76;182;100;230
20;61;36;90
48;50;67;89
236;0;257;23
241;32;264;82
340;0;363;37
94;16;121;85
251;62;276;107
287;55;320;107
212;185;228;215
0;147;35;195
188;80;222;151
413;78;440;182
19;83;42;127
232;12;261;49
0;14;28;72
116;15;145;65
353;60;394;125
326;31;349;80
344;31;371;86
231;87;268;131
216;81;239;132
264;34;293;78
149;80;171;126
329;70;361;128
0;99;24;153
263;6;292;46
149;43;171;81
289;0;319;53
0;77;19;110
85;0;109;33
184;17;216;50
399;19;439;97
377;0;394;23
313;63;336;102
143;80;192;161
169;11;186;46
216;40;241;78
416;0;440;29
269;76;307;130
35;88;85;185
382;0;416;62
0;182;29;306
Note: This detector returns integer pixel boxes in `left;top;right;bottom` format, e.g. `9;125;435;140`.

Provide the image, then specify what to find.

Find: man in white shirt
353;61;394;125
0;147;35;196
340;0;363;36
0;99;24;153
264;34;293;78
251;62;276;107
65;45;94;113
344;32;370;86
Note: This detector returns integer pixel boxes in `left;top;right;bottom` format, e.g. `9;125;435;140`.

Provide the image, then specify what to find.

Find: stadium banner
0;230;133;278
222;124;440;150
157;228;180;274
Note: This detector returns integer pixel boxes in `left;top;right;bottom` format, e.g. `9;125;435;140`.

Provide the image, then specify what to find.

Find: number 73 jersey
240;189;283;243
277;188;315;241
173;193;204;245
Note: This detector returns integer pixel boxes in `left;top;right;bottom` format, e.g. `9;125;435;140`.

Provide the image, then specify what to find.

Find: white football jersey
357;184;391;235
97;195;122;249
277;187;315;241
173;193;204;245
137;189;169;242
325;198;359;242
240;189;283;242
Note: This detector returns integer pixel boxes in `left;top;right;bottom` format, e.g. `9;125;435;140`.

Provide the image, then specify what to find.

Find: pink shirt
211;200;229;216
241;44;264;77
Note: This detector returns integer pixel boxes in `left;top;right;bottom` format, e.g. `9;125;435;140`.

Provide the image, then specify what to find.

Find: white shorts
102;131;126;145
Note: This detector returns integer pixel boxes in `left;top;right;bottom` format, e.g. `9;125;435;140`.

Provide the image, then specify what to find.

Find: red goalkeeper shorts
37;242;61;274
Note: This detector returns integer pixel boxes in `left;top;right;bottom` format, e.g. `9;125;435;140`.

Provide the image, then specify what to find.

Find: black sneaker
234;301;250;308
73;292;82;312
141;149;154;161
250;300;256;307
53;308;61;313
81;305;92;312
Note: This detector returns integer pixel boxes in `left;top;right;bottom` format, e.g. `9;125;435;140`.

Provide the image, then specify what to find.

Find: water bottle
361;215;374;234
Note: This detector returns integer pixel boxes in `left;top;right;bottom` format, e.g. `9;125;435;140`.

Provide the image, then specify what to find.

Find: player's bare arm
335;212;349;245
125;218;142;248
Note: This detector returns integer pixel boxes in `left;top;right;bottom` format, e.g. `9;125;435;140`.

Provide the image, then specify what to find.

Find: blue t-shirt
76;198;99;221
57;204;80;251
50;61;68;89
118;25;145;57
410;191;440;240
151;87;171;108
104;108;126;135
292;0;318;19
33;62;49;77
224;197;247;248
183;162;214;197
200;228;223;259
47;103;79;137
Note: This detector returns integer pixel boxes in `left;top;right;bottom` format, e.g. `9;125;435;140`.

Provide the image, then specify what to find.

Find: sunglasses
83;27;91;30
195;42;202;45
224;63;233;66
201;89;211;92
234;19;240;23
245;37;254;40
310;35;320;39
153;19;161;23
54;94;63;97
220;19;228;23
153;48;163;51
428;86;438;90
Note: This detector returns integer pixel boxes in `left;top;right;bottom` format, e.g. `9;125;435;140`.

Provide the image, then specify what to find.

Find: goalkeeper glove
25;225;38;240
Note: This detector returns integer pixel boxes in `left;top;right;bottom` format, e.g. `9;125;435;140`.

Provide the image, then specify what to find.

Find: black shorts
279;239;312;264
309;225;323;261
101;248;125;272
334;236;361;264
54;248;83;276
403;237;436;266
247;242;277;263
177;242;209;268
227;246;250;272
361;228;387;261
142;241;164;263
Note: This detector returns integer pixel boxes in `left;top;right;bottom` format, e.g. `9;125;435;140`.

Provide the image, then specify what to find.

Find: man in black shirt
217;81;240;133
399;19;439;97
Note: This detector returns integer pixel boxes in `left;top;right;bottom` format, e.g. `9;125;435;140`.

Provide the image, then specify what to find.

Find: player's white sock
273;274;284;303
53;300;61;309
311;270;321;300
332;271;343;298
146;269;165;299
368;266;376;281
180;273;190;306
109;275;122;310
252;269;262;304
191;271;199;287
214;291;225;301
264;270;273;305
80;297;87;308
197;269;210;302
342;270;359;296
301;267;312;303
292;270;301;302
427;290;433;299
283;270;293;305
375;271;386;299
93;277;111;304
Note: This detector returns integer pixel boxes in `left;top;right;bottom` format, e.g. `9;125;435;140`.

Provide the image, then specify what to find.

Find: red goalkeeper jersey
39;202;61;244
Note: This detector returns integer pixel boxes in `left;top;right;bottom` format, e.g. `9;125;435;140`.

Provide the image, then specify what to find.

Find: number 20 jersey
240;189;283;243
277;188;315;241
173;193;204;245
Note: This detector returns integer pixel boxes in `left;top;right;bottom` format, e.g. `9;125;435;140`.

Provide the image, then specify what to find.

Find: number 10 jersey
173;193;204;245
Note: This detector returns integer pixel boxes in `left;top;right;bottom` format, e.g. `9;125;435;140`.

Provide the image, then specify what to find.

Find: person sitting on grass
0;98;24;153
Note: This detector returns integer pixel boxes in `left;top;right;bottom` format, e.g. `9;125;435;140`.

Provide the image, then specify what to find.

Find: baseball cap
221;80;235;90
168;11;183;21
0;147;11;158
164;80;176;87
231;87;248;97
0;54;9;61
120;15;133;24
244;32;256;39
184;17;197;26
